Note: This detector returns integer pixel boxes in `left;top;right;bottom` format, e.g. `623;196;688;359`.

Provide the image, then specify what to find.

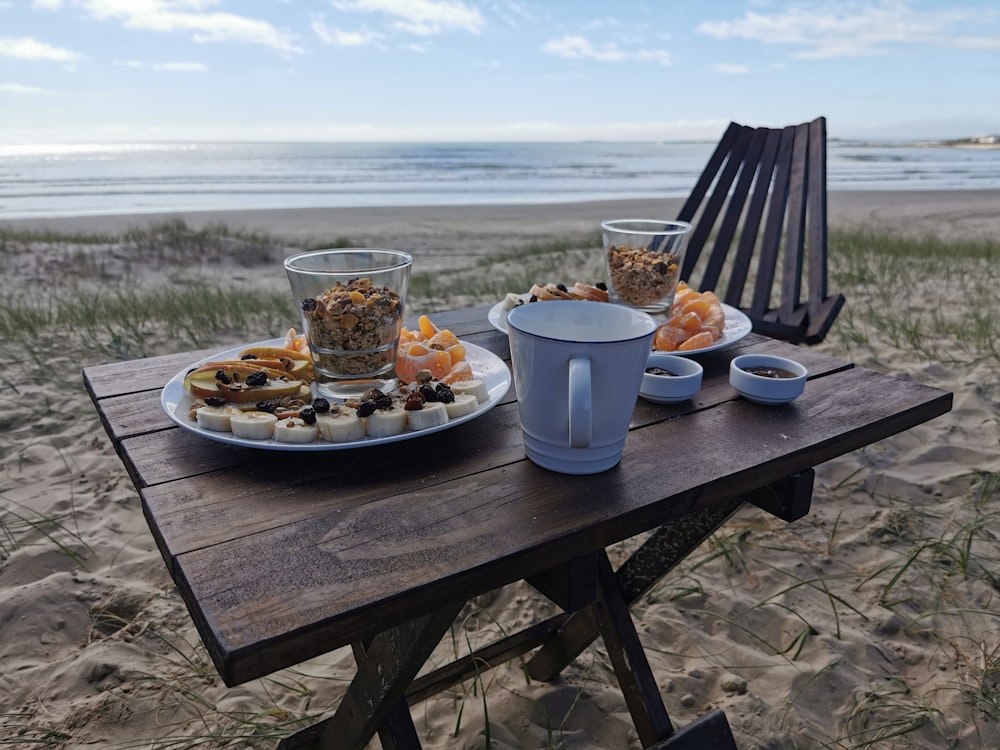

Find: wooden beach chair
676;115;844;345
525;118;845;748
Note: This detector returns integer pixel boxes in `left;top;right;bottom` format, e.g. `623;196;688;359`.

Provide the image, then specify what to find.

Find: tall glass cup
601;219;692;314
284;248;412;399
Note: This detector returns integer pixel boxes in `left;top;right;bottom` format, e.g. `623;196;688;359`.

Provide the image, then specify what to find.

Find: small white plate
489;295;753;356
161;338;511;451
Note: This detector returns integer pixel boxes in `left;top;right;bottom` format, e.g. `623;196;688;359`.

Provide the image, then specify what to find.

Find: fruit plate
489;296;753;356
160;338;511;451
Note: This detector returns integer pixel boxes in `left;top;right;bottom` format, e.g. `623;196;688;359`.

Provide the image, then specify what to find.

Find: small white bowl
730;354;807;404
640;353;703;403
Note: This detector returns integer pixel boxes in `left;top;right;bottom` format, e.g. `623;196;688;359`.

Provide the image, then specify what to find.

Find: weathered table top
83;303;952;687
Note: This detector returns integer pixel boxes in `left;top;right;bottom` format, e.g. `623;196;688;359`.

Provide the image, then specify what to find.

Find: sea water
1;140;998;219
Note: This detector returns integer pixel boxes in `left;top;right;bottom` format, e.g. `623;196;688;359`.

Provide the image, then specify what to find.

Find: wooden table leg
527;496;744;682
592;549;673;746
276;600;464;750
352;640;423;750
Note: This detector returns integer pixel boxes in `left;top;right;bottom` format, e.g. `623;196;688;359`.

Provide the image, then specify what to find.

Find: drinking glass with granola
285;248;412;398
601;219;691;314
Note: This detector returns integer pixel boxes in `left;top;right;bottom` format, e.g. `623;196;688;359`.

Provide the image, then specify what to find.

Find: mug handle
568;355;592;448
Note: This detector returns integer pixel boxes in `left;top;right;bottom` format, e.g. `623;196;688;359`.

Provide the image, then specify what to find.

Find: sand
1;190;998;749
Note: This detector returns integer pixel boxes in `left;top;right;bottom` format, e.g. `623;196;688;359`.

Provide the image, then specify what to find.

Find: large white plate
488;296;753;356
161;338;511;451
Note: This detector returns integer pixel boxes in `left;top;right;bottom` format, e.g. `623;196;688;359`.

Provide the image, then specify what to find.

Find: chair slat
701;126;769;292
779;121;810;322
750;124;795;320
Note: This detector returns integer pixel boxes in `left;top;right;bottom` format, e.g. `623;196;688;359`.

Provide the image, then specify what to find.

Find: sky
1;0;998;144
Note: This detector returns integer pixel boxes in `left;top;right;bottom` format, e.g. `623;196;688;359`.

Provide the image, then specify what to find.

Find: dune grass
0;220;997;748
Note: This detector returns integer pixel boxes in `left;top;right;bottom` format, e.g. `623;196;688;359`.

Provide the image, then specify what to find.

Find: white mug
507;301;658;474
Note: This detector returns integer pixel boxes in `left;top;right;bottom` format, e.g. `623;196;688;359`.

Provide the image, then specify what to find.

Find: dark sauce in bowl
742;365;798;379
645;366;677;377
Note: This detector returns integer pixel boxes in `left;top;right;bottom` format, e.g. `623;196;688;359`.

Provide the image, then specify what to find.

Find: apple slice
186;371;305;403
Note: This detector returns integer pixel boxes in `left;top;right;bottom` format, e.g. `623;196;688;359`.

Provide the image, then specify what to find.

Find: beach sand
1;190;998;749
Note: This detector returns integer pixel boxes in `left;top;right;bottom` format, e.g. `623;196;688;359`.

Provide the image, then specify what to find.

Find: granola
606;244;681;308
300;277;403;377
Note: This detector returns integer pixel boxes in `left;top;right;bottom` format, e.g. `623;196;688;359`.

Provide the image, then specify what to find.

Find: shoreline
3;188;1000;242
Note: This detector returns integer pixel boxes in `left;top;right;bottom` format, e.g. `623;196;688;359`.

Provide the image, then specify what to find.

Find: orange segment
417;314;438;338
653;325;688;352
441;361;473;384
447;343;466;364
427;329;459;350
677;331;715;351
396;349;453;383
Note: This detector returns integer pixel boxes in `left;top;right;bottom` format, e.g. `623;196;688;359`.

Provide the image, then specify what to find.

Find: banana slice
502;292;526;311
194;405;241;432
449;379;489;403
443;393;478;419
274;417;319;444
317;410;365;443
229;411;278;440
365;405;408;437
406;402;449;431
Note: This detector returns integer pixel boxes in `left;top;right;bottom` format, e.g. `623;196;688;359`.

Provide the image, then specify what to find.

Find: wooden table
83;303;952;749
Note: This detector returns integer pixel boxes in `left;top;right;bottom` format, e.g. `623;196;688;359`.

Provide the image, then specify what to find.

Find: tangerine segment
427;329;459;350
396;349;453;383
653;325;688;352
441;360;473;384
417;314;438;339
680;298;714;321
677;331;715;351
447;343;466;364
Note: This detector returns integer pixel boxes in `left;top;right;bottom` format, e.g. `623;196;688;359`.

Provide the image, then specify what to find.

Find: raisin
301;298;318;312
255;401;277;413
215;369;232;384
596;281;607;291
357;401;376;418
362;387;385;402
240;354;257;360
404;393;425;411
654;261;669;275
245;371;268;387
435;383;455;404
312;397;331;414
204;396;227;407
299;406;317;425
556;283;568;292
374;394;393;410
419;384;438;402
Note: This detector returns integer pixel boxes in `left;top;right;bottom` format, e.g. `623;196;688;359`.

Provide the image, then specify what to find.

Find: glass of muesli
285;248;412;399
601;219;692;314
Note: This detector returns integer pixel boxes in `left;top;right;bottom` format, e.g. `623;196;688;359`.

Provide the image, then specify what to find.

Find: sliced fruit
678;330;715;351
365;406;408;437
316;411;365;443
239;346;312;362
186;371;304;404
406;402;449;431
229;411;278;440
443;393;478;419
417;314;438;338
274;417;319;444
653;325;688;352
396;348;453;383
441;360;473;384
449;379;489;403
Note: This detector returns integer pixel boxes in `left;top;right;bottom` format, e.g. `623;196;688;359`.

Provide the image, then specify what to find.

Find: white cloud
0;82;50;93
542;35;671;65
312;20;383;47
78;0;302;53
331;0;483;36
697;1;1000;59
713;63;749;74
0;36;81;61
32;0;64;8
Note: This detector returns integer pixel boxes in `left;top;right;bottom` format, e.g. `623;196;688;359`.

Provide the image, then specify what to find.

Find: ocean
1;140;999;220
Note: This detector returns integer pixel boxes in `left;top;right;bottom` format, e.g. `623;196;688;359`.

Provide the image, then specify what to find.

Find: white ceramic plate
489;296;753;356
161;338;511;451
